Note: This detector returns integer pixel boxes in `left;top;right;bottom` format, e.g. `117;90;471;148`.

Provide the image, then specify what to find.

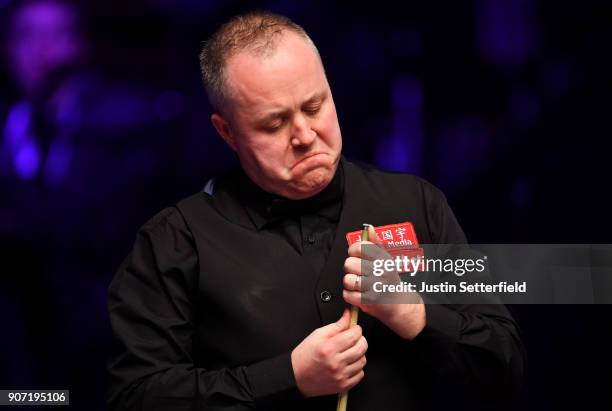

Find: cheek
318;121;342;150
239;138;290;173
316;110;342;147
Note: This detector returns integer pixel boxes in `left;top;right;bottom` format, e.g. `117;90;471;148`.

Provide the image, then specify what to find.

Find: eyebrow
301;91;326;107
255;91;327;125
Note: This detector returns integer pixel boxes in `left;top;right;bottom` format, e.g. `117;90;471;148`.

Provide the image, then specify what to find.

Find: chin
289;168;332;199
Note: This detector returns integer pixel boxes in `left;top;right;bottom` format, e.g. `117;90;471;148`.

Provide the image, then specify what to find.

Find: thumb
320;308;350;336
336;307;351;329
368;225;382;245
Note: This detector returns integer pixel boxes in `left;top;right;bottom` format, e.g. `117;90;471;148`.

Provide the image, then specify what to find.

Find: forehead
223;31;327;111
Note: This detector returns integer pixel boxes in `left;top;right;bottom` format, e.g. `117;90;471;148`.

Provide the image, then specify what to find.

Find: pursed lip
291;152;326;169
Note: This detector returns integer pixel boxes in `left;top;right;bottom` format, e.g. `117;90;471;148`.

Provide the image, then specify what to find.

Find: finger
347;241;364;258
341;369;365;392
348;240;391;261
343;274;362;292
343;256;361;275
343;257;373;277
343;289;362;308
339;335;368;365
319;308;350;337
329;324;362;353
348;240;381;258
342;353;367;379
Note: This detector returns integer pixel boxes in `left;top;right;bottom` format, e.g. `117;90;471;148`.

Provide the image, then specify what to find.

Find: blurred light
3;102;41;181
347;24;386;75
44;142;72;187
376;75;423;173
477;0;538;67
436;115;491;193
15;142;40;181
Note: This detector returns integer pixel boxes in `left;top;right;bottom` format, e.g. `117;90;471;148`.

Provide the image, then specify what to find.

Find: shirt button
307;234;315;245
320;290;332;302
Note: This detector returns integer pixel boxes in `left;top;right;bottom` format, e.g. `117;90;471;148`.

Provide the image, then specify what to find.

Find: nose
290;114;316;148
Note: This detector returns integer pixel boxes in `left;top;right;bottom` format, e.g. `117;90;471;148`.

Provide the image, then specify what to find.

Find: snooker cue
336;224;371;411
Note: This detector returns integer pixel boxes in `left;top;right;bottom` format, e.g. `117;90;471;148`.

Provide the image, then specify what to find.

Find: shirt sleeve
408;182;525;405
107;208;299;411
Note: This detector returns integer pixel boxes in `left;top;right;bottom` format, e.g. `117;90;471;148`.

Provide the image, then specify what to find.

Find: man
108;11;524;410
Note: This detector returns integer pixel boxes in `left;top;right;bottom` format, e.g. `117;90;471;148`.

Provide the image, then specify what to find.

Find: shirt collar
237;161;345;230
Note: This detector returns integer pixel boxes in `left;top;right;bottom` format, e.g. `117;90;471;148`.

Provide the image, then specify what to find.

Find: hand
342;225;426;340
291;309;368;397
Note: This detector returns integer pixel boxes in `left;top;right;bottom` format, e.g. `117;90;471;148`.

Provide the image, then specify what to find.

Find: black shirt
239;162;344;275
107;158;524;411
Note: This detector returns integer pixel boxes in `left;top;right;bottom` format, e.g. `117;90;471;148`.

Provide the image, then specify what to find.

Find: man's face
213;31;342;200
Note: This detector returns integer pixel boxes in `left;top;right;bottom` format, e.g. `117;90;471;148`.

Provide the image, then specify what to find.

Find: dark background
1;0;610;409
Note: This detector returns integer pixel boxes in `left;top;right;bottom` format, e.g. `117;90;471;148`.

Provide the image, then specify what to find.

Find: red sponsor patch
346;222;424;272
346;222;419;247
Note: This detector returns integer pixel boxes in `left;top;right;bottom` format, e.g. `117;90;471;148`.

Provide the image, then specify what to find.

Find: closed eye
263;120;284;133
303;105;321;115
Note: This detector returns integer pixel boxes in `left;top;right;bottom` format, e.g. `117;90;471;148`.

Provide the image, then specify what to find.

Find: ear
211;113;238;152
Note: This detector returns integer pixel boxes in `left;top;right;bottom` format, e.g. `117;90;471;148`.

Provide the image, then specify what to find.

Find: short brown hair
198;11;319;112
